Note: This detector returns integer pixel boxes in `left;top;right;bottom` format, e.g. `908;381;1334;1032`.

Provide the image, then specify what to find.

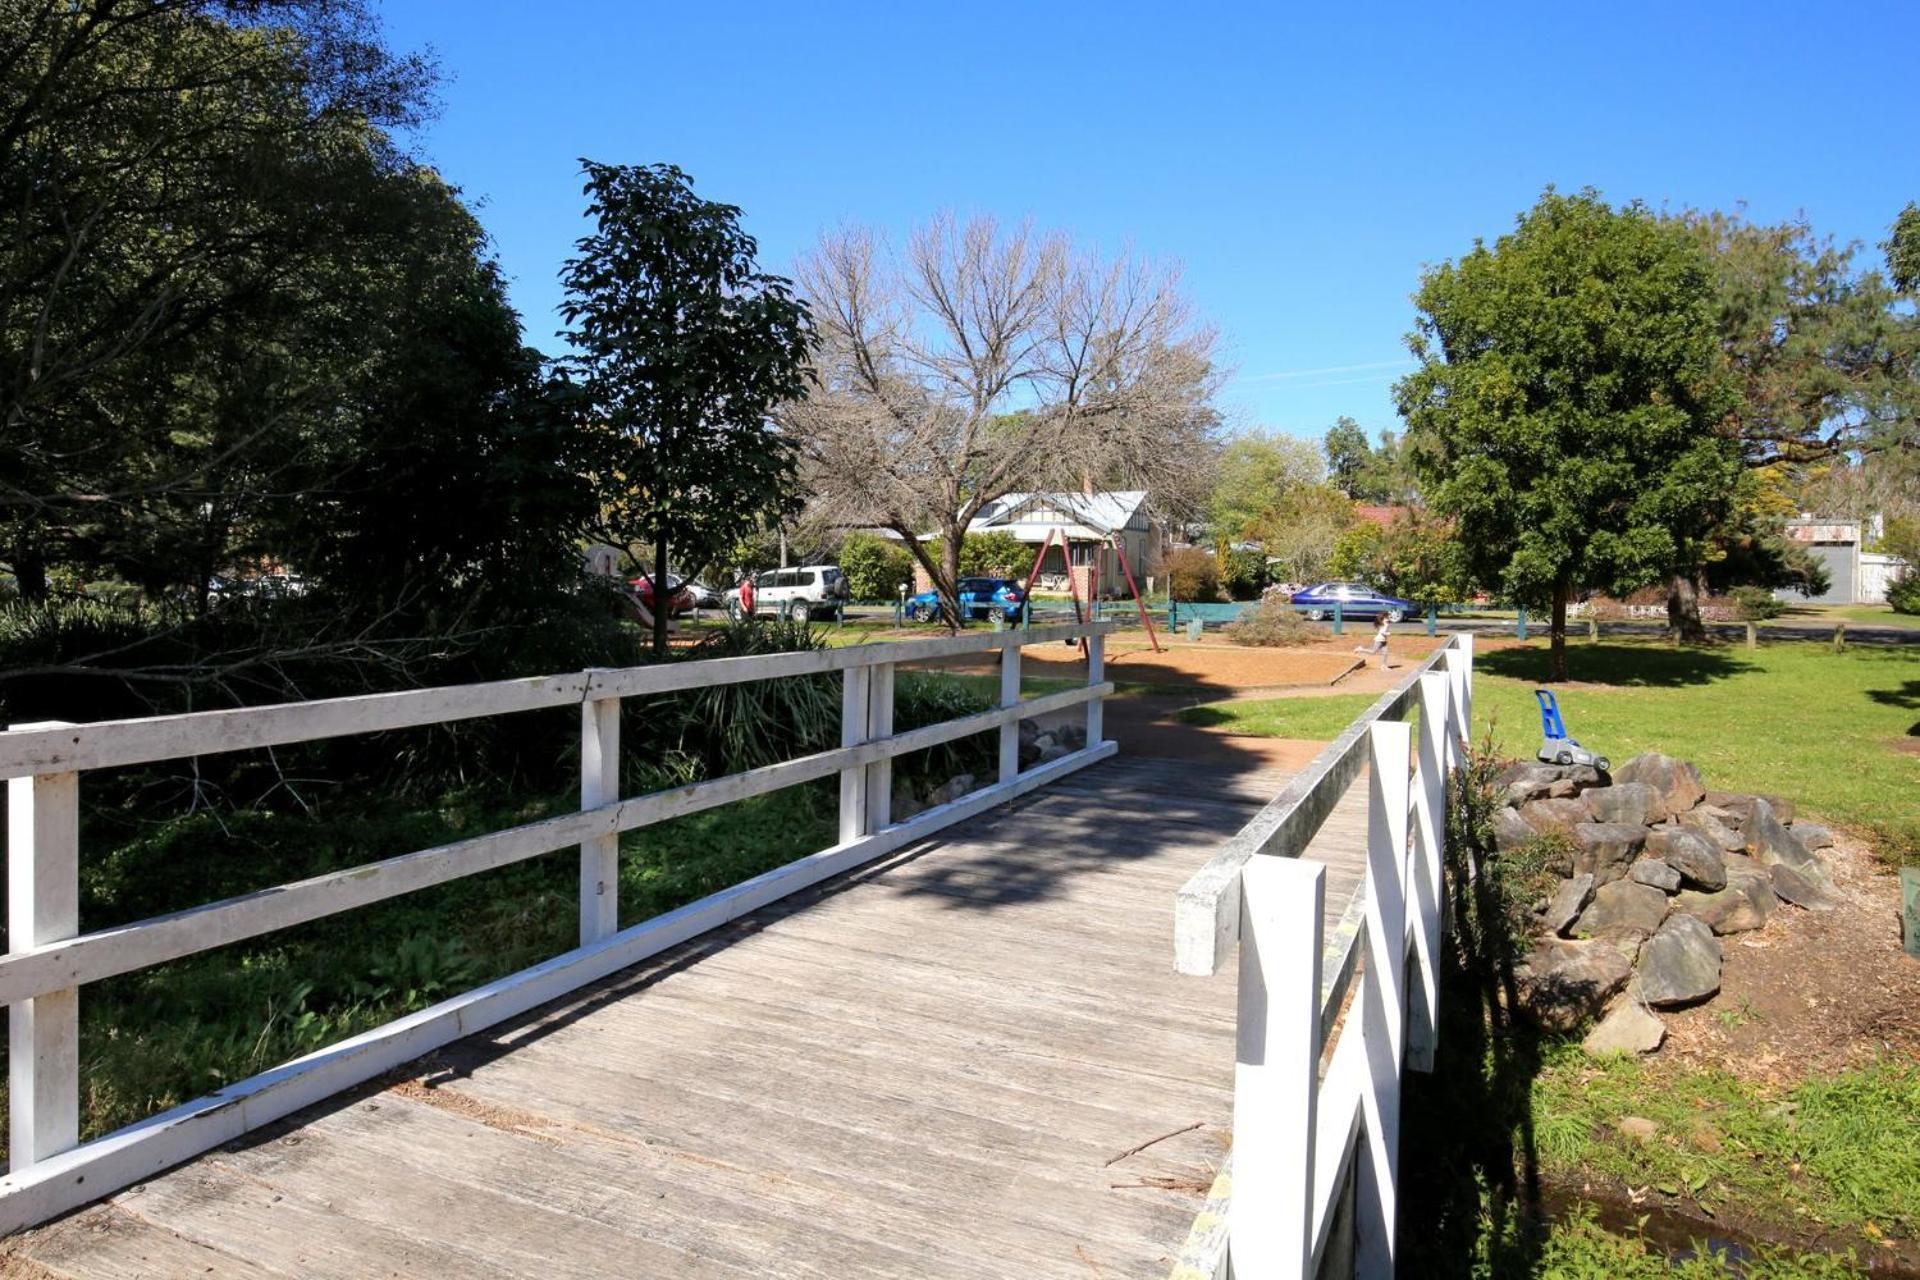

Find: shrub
958;530;1029;579
1220;547;1269;601
1222;595;1316;647
657;618;838;776
1729;585;1785;620
1890;571;1920;616
839;532;916;600
1163;546;1219;601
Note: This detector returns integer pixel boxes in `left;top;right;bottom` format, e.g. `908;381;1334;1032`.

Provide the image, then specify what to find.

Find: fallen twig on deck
1103;1121;1203;1167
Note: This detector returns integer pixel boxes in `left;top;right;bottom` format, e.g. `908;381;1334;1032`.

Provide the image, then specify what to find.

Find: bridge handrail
0;620;1118;1234
1170;633;1474;1279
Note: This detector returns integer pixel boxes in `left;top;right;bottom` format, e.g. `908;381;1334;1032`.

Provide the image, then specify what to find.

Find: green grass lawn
1779;604;1920;630
1179;692;1382;739
1178;641;1920;859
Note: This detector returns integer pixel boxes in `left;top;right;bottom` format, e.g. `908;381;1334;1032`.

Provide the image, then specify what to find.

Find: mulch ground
1656;832;1920;1081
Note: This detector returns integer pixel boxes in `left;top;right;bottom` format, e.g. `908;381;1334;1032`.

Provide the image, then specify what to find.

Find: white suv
727;565;851;621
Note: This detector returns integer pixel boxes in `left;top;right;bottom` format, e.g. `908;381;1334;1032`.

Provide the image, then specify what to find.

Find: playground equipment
1019;527;1161;653
1534;688;1609;772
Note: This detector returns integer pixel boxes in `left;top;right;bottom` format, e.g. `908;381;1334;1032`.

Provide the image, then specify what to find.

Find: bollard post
1588;616;1598;644
1745;621;1756;652
1516;607;1528;641
578;686;621;946
1333;600;1344;636
8;725;81;1171
1427;604;1437;637
1834;622;1846;654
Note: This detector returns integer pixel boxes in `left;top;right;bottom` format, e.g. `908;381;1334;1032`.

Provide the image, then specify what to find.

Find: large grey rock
1492;806;1541;853
1517;939;1634;1032
1582;996;1666;1057
1790;820;1836;851
1629;858;1682;892
891;776;925;822
1585;781;1663;828
1645;828;1727;891
1543;873;1595;936
1677;808;1746;853
1519;797;1591;839
1612;753;1705;817
1547;778;1579;799
1570;821;1647;884
1635;914;1722;1007
1708;790;1797;829
1749;799;1816;872
1573;879;1670;942
1770;861;1836;911
1673;875;1774;935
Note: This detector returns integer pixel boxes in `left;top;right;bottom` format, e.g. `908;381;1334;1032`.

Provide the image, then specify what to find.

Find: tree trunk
1666;570;1707;644
652;524;670;658
1549;579;1570;682
940;524;965;630
12;542;47;602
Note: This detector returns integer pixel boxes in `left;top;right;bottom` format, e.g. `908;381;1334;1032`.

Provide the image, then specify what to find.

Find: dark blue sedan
906;577;1027;623
1288;581;1414;622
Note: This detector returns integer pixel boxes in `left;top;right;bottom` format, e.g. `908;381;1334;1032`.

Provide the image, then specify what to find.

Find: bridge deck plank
7;754;1372;1279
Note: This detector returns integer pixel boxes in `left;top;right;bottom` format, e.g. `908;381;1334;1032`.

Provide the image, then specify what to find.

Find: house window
1071;544;1095;566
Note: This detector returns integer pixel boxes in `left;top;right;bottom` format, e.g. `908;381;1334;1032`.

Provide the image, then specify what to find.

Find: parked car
682;579;723;610
905;577;1027;624
628;574;695;617
726;565;851;621
1287;581;1413;622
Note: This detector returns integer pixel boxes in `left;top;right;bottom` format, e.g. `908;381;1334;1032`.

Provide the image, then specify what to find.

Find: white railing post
1405;674;1450;1073
864;662;895;832
1443;635;1473;762
1085;630;1105;746
1228;855;1325;1279
998;642;1022;784
839;664;871;843
8;722;80;1170
1353;719;1412;1278
579;688;621;946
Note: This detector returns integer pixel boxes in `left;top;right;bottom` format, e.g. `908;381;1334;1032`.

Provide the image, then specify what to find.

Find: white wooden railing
1170;635;1473;1279
0;621;1117;1234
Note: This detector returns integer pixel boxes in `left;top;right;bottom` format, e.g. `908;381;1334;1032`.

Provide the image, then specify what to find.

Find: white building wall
1860;553;1911;605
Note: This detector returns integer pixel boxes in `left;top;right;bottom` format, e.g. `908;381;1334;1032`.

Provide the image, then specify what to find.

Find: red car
628;574;695;617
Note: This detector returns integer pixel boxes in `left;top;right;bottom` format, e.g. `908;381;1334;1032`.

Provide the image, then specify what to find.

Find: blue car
1288;581;1414;622
906;577;1027;624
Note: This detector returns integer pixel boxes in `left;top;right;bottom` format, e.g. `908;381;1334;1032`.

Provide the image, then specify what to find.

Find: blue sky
375;1;1917;448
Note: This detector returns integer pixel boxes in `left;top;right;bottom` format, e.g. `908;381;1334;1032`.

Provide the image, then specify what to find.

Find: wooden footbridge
0;625;1473;1278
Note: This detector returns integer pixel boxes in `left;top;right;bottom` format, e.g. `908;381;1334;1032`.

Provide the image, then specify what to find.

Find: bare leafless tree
778;213;1221;623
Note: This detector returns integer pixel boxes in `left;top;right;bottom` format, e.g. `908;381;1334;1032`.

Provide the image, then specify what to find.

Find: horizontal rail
1172;638;1458;977
0;622;1116;779
0;682;1109;1007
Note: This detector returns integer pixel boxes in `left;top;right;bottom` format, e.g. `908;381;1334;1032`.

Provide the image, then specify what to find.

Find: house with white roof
902;490;1168;597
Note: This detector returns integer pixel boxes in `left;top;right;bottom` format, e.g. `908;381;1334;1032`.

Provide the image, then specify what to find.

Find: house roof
970;491;1149;536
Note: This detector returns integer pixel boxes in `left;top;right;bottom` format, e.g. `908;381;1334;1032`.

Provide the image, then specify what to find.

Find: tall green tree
1888;203;1920;295
1661;209;1920;634
0;0;435;601
559;162;814;656
1396;189;1742;680
1323;417;1372;496
1207;431;1323;543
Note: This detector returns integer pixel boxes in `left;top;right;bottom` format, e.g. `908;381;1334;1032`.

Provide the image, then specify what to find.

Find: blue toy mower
1534;689;1609;772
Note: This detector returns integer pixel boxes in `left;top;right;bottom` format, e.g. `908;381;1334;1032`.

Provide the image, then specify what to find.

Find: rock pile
1495;752;1838;1056
889;720;1089;821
